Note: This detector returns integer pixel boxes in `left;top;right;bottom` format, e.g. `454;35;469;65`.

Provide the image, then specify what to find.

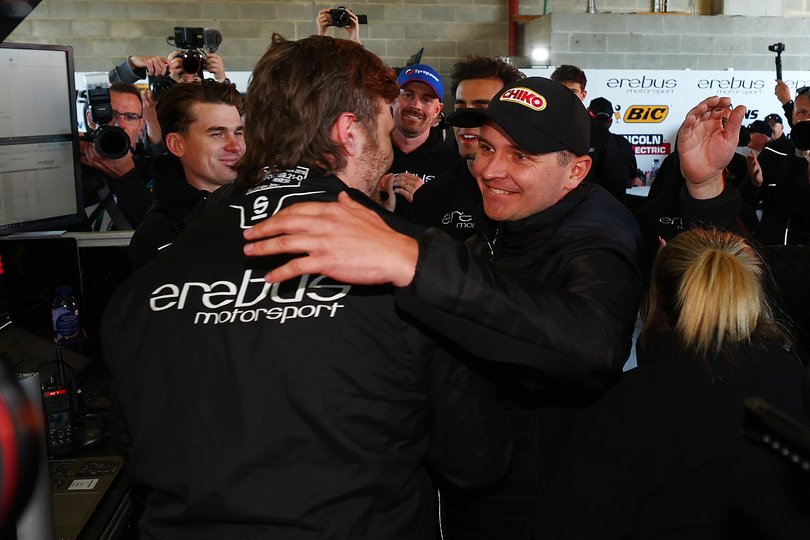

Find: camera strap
92;183;132;231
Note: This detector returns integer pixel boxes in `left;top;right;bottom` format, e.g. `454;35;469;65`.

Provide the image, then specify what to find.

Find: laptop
49;456;125;540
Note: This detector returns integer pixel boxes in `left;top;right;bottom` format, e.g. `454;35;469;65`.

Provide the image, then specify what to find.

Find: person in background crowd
128;79;245;269
76;82;153;231
384;63;463;213
550;64;587;101
584;96;639;203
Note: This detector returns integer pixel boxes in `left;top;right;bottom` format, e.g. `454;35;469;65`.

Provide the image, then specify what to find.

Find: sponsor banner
524;68;802;176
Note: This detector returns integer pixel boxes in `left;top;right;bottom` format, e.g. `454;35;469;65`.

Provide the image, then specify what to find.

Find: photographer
168;49;227;83
76;82;154;231
108;55;169;84
316;7;361;43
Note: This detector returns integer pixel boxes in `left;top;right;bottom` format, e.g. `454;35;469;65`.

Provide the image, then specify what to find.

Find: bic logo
623;106;669;123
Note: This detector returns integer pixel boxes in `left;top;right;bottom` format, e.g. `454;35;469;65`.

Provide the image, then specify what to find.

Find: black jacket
74;157;153;231
397;183;642;539
535;332;810;540
407;159;481;241
128;154;208;269
390;126;463;215
101;169;511;540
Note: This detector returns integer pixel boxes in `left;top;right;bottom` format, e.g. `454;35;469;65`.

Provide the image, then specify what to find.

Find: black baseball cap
764;113;783;125
588;97;614;119
448;77;590;156
749;120;773;138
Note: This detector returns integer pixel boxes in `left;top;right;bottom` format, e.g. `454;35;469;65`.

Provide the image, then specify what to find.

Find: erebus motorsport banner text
525;68;810;177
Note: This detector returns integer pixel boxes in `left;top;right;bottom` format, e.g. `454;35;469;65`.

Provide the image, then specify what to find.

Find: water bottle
650;158;661;184
52;285;84;352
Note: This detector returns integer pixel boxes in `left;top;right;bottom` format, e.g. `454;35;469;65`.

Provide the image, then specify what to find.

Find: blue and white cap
397;64;444;102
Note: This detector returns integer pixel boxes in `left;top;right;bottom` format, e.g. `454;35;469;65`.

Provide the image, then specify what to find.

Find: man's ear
331;112;360;156
566;154;592;189
165;132;184;158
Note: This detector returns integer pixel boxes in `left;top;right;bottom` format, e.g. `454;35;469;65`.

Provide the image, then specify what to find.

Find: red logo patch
500;87;547;111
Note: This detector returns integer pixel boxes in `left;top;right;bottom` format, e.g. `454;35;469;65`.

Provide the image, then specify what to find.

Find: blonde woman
535;228;810;539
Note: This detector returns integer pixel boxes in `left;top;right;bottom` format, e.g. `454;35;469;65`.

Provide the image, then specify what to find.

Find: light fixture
530;45;550;66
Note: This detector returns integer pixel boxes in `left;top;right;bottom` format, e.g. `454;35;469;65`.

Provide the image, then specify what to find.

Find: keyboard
49;459;73;489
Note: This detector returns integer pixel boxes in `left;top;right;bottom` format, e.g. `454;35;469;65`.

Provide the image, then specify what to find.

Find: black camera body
791;121;810;152
168;27;222;79
174;27;207;76
148;75;177;102
769;42;786;54
329;6;368;27
82;85;131;160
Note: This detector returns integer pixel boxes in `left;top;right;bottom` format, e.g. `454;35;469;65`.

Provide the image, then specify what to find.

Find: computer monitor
0;42;83;235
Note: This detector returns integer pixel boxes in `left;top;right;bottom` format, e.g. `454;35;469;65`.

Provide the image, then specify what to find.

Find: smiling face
166;102;246;192
453;77;504;160
391;81;443;139
472;122;591;221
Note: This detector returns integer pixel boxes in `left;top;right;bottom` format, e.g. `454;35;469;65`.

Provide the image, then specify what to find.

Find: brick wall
7;0;810;78
6;0;510;75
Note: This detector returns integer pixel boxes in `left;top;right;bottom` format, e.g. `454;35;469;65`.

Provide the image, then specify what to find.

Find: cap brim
448;108;569;154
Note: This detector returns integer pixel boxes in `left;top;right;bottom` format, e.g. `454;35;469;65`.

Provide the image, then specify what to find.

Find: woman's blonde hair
641;228;781;358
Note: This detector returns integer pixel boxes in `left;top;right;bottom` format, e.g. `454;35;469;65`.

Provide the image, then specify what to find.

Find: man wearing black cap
764;113;792;155
242;76;642;540
408;55;525;240
584;96;639;203
745;119;792;244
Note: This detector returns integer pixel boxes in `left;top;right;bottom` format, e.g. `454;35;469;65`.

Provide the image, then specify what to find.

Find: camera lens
181;54;202;76
94;125;131;160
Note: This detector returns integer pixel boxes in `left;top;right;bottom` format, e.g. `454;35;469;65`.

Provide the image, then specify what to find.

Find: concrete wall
524;12;810;71
5;0;510;75
6;1;810;78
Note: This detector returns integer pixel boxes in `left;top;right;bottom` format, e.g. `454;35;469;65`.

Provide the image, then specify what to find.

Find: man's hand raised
677;96;746;199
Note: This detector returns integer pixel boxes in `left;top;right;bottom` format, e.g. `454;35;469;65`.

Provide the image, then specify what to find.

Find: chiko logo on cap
500;87;547;111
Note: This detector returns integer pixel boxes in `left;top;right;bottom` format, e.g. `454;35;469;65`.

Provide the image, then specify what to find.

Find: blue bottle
52;286;84;352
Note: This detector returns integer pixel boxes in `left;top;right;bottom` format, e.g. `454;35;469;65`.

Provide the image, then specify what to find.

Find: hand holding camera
165;27;224;81
316;7;367;44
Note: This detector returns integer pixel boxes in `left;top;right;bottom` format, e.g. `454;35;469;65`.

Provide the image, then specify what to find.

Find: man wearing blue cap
241;77;641;538
385;63;462;212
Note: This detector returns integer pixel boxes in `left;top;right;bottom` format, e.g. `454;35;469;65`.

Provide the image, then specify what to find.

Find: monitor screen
0;42;83;235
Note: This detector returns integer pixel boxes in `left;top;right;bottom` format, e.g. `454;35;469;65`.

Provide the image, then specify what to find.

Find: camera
80;74;131;160
329;7;368;27
791;121;810;152
148;75;176;101
174;27;206;76
167;26;222;79
769;42;785;80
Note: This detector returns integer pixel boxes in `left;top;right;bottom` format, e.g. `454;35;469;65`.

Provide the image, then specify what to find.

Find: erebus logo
697;78;765;91
149;270;350;325
500;87;547;111
623;105;669;123
441;210;474;229
606;77;678;90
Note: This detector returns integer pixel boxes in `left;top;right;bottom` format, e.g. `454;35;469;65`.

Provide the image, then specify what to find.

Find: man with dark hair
242;77;641;539
102;34;510;539
128;79;245;268
77;82;153;231
550;64;587;101
409;55;524;239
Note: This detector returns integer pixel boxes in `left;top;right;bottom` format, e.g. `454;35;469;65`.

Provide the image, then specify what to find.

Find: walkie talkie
42;348;73;456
